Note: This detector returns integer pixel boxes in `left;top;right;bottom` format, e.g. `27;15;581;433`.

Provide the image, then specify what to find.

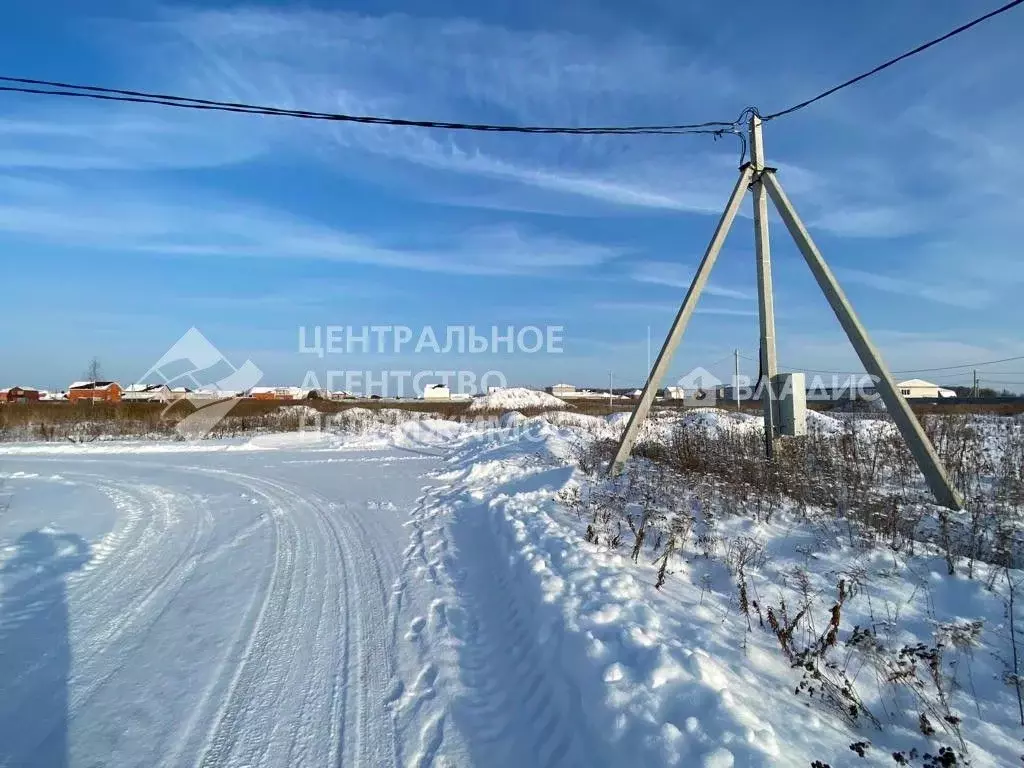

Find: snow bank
540;411;605;430
410;431;782;766
806;409;898;440
676;408;762;435
273;404;321;421
498;410;528;428
466;387;569;413
329;407;439;431
489;498;780;765
392;418;472;452
236;431;335;450
409;423;1024;766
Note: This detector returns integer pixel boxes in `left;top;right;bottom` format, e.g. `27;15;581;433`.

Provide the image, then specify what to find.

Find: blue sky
2;0;1023;393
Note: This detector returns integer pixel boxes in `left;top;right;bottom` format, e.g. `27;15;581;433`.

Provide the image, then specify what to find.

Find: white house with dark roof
896;379;956;399
423;384;451;401
123;383;172;402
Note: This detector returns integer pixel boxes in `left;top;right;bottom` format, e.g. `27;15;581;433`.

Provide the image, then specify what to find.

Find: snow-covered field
1;410;1020;767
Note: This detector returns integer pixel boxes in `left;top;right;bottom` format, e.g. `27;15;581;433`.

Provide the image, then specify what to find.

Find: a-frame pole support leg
761;171;964;510
610;164;754;475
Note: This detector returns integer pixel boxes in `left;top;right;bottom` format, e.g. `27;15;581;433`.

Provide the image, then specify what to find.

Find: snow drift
466;387;569;413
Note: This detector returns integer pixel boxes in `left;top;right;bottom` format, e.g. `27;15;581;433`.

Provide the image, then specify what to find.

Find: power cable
0;4;1017;134
767;354;1024;377
763;0;1024;120
0;76;740;136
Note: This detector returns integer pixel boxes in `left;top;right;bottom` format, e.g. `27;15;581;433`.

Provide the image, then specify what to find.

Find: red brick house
247;386;302;401
0;386;42;403
68;381;122;403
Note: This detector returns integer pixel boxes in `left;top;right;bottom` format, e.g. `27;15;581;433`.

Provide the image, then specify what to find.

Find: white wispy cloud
154;6;1016;240
629;260;752;300
594;300;758;316
0;177;624;276
0;110;266;171
837;267;990;309
139;8;748;216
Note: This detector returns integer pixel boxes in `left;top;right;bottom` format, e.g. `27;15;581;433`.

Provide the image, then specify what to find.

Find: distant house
663;386;685;400
39;390;67;402
247;386;302;401
423;384;451;401
896;379;957;399
190;389;224;400
0;386;42;403
547;383;576;397
68;381;122;403
122;383;172;403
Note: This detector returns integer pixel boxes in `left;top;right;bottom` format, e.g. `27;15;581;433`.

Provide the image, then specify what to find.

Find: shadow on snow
0;529;90;767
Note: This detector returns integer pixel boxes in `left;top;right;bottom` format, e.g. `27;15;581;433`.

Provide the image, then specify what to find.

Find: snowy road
0;442;453;768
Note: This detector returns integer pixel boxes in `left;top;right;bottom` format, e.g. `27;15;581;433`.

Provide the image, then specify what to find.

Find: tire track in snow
2;453;434;768
336;493;406;768
0;472;226;762
194;472;311;768
0;478;145;693
1;477;208;710
72;484;210;662
398;481;598;768
159;478;285;768
188;468;388;768
252;477;403;768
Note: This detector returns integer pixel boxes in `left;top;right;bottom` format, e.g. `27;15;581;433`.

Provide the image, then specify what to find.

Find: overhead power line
762;0;1024;120
0;1;1019;134
763;354;1024;377
0;76;742;136
774;354;1024;378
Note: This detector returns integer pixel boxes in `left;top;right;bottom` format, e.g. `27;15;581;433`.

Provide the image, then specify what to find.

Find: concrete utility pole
609;372;613;409
973;369;979;398
646;326;652;374
609;115;964;510
750;116;779;458
734;348;741;411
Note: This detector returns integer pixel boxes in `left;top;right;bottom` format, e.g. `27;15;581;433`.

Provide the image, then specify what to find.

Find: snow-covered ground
1;410;1020;767
0;434;445;767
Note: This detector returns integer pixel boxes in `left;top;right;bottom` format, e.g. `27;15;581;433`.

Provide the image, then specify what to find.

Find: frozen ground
1;412;1020;767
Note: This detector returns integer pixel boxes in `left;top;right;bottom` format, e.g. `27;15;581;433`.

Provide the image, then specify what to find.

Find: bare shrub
571;438;617;476
765;579;877;729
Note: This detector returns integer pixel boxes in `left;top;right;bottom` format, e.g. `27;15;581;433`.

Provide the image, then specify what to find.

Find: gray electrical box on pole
774;372;807;437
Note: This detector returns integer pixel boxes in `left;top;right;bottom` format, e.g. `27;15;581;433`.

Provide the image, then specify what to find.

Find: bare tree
83;358;103;382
